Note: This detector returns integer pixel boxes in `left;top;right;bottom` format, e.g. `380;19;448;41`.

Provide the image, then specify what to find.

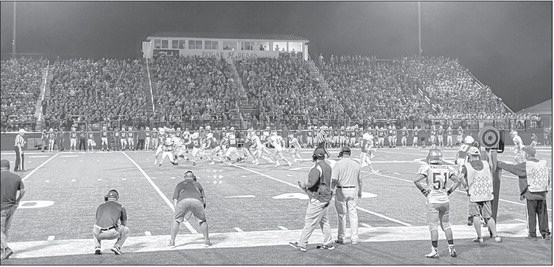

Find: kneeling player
413;149;460;258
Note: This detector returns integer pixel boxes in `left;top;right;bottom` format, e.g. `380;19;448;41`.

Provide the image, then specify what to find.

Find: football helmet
427;149;442;164
464;136;475;144
468;147;480;156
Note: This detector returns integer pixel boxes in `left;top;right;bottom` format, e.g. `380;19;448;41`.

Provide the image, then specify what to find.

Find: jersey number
432;172;447;190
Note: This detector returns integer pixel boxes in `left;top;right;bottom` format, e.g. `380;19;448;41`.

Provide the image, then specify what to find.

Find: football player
511;130;526;163
360;133;377;174
446;126;453;147
413;149;460;258
288;133;302;163
400;126;408;148
127;126;135;151
412;126;419;148
158;135;178;166
429;126;436;149
269;132;292;167
437;125;444;148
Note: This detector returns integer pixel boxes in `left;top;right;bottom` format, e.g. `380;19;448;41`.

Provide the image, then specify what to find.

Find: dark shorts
174;198;206;223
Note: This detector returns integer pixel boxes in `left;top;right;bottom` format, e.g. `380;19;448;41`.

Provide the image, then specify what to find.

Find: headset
184;170;197;181
104;189;119;201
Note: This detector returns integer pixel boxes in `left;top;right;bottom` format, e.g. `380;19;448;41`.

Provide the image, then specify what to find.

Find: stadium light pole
418;2;422;55
12;2;17;58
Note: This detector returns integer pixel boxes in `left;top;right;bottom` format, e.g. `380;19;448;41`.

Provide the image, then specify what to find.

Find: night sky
1;1;551;112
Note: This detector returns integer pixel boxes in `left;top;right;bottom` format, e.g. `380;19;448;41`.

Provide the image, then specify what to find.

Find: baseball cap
105;189;119;199
340;146;351;154
0;159;10;168
522;147;536;157
313;148;326;159
467;147;480;156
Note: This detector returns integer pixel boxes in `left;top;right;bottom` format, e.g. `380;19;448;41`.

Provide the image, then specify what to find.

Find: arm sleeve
305;167;321;189
497;161;527;177
120;206;128;226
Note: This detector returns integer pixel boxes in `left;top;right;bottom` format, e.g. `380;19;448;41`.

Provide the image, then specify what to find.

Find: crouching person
169;171;212;247
93;189;130;255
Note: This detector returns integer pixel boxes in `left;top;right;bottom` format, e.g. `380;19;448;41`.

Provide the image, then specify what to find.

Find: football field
1;146;552;265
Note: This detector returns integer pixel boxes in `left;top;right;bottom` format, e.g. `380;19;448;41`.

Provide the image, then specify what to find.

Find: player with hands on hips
413;149;460;258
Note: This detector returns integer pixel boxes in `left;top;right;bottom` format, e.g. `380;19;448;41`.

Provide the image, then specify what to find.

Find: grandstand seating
1;57;47;131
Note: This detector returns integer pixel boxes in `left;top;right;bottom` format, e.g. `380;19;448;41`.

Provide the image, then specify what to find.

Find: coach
331;147;362;245
14;129;26;172
93;189;130;255
289;148;334;252
1;160;25;260
169;171;212;247
497;147;551;240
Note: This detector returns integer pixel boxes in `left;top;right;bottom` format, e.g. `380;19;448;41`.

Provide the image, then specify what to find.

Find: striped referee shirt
315;131;325;144
15;134;25;148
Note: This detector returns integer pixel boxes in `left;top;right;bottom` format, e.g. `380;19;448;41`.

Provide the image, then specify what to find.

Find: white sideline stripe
367;170;553;212
361;223;372;228
356;206;412;226
234;227;244;232
515;219;526;223
28;155;49;158
122;152;197;234
22;153;59;181
278;226;288;230
8;223;530;259
230;163;410;227
47;236;55;241
145;231;152;236
224;195;256;198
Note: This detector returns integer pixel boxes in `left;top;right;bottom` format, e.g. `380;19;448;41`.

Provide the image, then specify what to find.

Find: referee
315;127;330;158
14;129;26;172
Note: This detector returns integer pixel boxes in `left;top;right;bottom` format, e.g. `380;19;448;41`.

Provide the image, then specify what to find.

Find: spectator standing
331;147;362;245
93;189;130;255
289;148;335;252
169;171;212;247
497;147;551;240
14;129;26;172
40;129;48;152
57;127;65;151
1;160;26;260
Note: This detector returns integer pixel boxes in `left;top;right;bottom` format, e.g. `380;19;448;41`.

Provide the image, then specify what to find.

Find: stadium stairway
306;59;345;114
34;63;52;131
143;58;156;115
225;57;257;121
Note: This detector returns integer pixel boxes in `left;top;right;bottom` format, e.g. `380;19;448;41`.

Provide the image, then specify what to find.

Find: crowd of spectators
46;58;150;128
236;57;346;128
150;55;241;125
318;55;430;125
1;57;47;130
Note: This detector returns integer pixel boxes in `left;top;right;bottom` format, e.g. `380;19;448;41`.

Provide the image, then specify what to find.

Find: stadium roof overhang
146;32;309;42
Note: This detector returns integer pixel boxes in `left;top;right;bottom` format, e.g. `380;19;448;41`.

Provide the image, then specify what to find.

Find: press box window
171;40;179;49
205;40;218;50
154;39;161;49
223;41;237;50
179;40;187;49
189;40;202;49
161;40;168;49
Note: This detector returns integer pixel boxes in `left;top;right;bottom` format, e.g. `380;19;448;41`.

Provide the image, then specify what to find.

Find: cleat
204;240;212;247
544;233;551;240
95;248;102;255
351;240;359;245
494;236;502;243
289;241;307;252
335;239;345;245
316;244;335;250
448;247;457;257
111;246;123;255
425;248;439;258
527;234;538;241
168;242;175;247
3;248;14;259
473;237;484;243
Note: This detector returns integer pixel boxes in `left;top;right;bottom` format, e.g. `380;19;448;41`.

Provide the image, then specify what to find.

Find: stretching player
413;149;460;258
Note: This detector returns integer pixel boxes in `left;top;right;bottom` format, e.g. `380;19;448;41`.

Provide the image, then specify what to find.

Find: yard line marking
361;223;372;228
229;164;300;189
45;180;50;183
515;219;526;223
22;153;59;181
234;227;244;232
97;179;102;181
47;236;55;241
59;155;79;158
122;152;197;234
231;164;410;227
145;231;152;236
356;206;412;226
29;155;49;158
71;179;76;182
224;195;256;198
278;226;288;230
